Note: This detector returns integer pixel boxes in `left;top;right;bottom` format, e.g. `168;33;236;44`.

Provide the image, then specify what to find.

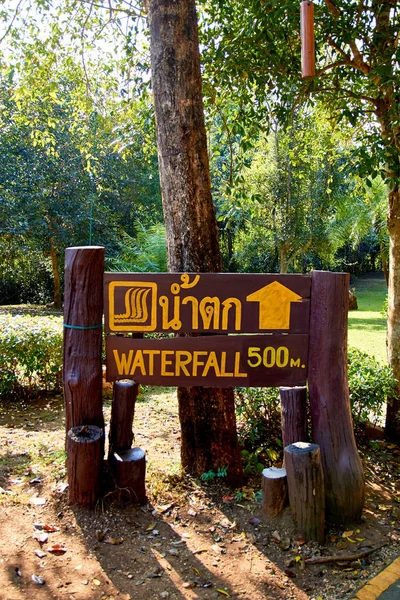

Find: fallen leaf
104;537;124;545
146;523;156;531
248;516;261;526
192;567;201;576
47;544;67;554
31;497;47;506
32;574;45;585
347;538;357;543
342;530;354;538
147;567;163;578
222;495;235;502
35;533;48;544
378;505;391;511
43;525;59;532
93;579;101;586
216;589;231;597
35;550;47;559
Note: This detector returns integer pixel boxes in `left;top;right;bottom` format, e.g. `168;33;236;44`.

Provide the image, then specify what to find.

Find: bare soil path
0;387;399;600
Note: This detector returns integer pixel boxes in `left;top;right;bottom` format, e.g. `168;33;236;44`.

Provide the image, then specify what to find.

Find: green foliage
107;224;167;272
0;314;63;398
348;347;397;423
235;387;281;445
200;466;228;481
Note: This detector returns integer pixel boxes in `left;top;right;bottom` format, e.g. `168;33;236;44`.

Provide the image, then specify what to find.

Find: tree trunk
261;467;287;519
148;0;243;485
308;271;365;524
108;379;139;460
386;182;400;441
50;239;61;309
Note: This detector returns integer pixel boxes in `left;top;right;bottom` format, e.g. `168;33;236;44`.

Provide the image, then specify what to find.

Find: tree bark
148;0;243;485
63;246;104;435
308;271;365;524
110;447;147;504
66;425;104;507
386;182;400;441
279;386;308;449
108;379;139;460
261;467;287;519
284;442;325;543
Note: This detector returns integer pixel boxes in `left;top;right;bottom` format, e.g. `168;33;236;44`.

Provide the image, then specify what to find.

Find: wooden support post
261;467;287;519
280;386;308;448
284;442;325;543
63;246;105;434
67;425;104;507
108;379;139;460
110;447;146;504
308;271;365;524
300;0;315;78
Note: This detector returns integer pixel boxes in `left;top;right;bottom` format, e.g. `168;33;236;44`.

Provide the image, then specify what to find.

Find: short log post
300;0;315;78
308;271;365;524
63;246;105;433
284;442;325;543
67;425;104;507
261;467;287;519
110;447;147;504
108;379;139;460
280;386;308;448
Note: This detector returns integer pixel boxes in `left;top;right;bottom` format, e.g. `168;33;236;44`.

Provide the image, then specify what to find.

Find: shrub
348;347;396;423
0;314;63;398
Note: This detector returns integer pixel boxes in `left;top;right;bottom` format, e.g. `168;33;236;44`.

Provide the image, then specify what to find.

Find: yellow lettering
143;350;160;375
159;295;182;330
193;351;208;376
234;352;247;377
161;350;175;376
220;351;233;377
129;350;146;376
221;298;242;331
276;346;289;367
248;347;262;367
175;351;192;376
202;351;221;377
113;349;133;375
290;357;301;368
263;347;275;368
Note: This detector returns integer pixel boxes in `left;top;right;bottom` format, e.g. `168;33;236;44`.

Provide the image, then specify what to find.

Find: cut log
63;246;105;434
308;271;365;524
261;467;287;519
66;425;104;507
279;386;308;449
108;379;139;459
284;442;325;543
110;447;146;504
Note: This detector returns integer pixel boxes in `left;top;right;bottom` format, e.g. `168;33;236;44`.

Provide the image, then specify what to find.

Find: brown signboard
106;334;308;388
104;273;310;334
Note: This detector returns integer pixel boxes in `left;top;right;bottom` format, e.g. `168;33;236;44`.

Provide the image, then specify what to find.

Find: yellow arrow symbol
246;281;302;329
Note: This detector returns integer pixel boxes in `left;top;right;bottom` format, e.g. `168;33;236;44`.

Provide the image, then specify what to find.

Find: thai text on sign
104;273;311;334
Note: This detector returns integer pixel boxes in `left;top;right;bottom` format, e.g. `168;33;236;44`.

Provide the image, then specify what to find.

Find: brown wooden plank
104;272;310;334
106;334;308;388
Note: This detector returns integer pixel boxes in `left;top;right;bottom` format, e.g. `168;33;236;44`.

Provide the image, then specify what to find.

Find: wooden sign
104;273;310;334
106;334;308;387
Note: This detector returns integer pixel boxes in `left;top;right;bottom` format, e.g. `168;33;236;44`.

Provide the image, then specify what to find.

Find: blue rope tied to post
63;323;103;330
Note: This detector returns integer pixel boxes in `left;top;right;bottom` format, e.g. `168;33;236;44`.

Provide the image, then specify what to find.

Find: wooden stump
284;442;325;543
280;386;308;448
308;271;365;524
63;246;105;434
261;467;287;519
110;447;146;504
66;425;104;507
108;379;139;460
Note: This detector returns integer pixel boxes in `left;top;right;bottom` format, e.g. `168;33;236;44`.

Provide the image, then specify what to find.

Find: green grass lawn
348;273;387;363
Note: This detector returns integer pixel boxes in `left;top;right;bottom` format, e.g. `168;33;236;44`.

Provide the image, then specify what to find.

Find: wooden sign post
300;0;315;78
63;248;365;525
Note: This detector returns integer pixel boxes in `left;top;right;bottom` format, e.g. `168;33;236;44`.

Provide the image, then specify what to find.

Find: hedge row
0;313;63;398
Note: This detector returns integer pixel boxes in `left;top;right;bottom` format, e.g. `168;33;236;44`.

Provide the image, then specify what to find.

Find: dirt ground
0;386;399;600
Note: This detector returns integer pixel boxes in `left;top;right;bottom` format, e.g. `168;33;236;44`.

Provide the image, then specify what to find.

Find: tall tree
200;0;400;440
147;0;243;484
